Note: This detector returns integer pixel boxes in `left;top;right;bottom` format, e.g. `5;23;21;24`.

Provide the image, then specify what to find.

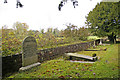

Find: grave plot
61;41;101;62
64;44;110;63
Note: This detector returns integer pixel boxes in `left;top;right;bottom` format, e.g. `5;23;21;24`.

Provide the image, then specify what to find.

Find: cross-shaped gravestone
19;36;40;71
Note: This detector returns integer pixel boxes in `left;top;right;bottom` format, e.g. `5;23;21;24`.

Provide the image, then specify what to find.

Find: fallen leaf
52;71;54;73
60;71;63;73
38;75;41;77
56;68;58;70
93;73;96;75
58;75;65;78
26;72;28;74
82;69;85;71
43;72;46;74
112;68;114;70
66;75;72;78
46;70;50;72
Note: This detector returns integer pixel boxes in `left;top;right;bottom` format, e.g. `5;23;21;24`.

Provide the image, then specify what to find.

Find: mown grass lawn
8;43;119;79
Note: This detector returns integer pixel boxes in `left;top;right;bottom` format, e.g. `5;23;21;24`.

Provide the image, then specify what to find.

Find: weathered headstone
94;41;96;46
93;41;96;48
99;39;103;45
19;36;40;71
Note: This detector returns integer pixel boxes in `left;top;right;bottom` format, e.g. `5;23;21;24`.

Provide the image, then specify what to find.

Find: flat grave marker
65;53;98;61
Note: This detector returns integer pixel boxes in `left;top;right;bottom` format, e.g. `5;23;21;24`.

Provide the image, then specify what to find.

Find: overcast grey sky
0;0;103;31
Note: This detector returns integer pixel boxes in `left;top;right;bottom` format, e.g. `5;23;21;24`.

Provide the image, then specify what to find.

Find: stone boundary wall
37;40;99;63
2;54;22;77
2;39;100;77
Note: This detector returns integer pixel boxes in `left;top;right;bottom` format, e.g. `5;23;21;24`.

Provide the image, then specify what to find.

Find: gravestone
94;41;96;46
19;36;40;71
99;39;103;45
93;41;96;48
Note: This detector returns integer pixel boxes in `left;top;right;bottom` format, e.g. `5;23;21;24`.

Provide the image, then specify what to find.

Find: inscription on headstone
22;36;38;67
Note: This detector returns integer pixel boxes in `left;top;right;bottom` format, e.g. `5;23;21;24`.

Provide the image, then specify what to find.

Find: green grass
7;43;119;78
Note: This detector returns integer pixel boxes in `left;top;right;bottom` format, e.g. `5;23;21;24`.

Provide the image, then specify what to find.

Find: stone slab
66;53;93;60
65;53;97;61
70;60;95;63
19;62;41;71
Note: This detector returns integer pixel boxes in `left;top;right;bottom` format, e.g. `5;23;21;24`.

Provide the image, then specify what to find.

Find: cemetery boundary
2;39;100;77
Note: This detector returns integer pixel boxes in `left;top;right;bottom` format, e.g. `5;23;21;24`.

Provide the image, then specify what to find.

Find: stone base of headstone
23;55;38;67
19;62;41;71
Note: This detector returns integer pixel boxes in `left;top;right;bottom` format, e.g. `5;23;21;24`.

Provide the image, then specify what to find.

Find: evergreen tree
86;2;120;43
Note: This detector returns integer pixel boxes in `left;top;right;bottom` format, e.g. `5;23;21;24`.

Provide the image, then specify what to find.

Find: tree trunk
108;33;116;44
113;35;116;44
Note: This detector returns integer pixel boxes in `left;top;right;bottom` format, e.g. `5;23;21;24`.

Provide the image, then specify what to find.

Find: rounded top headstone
23;36;37;58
